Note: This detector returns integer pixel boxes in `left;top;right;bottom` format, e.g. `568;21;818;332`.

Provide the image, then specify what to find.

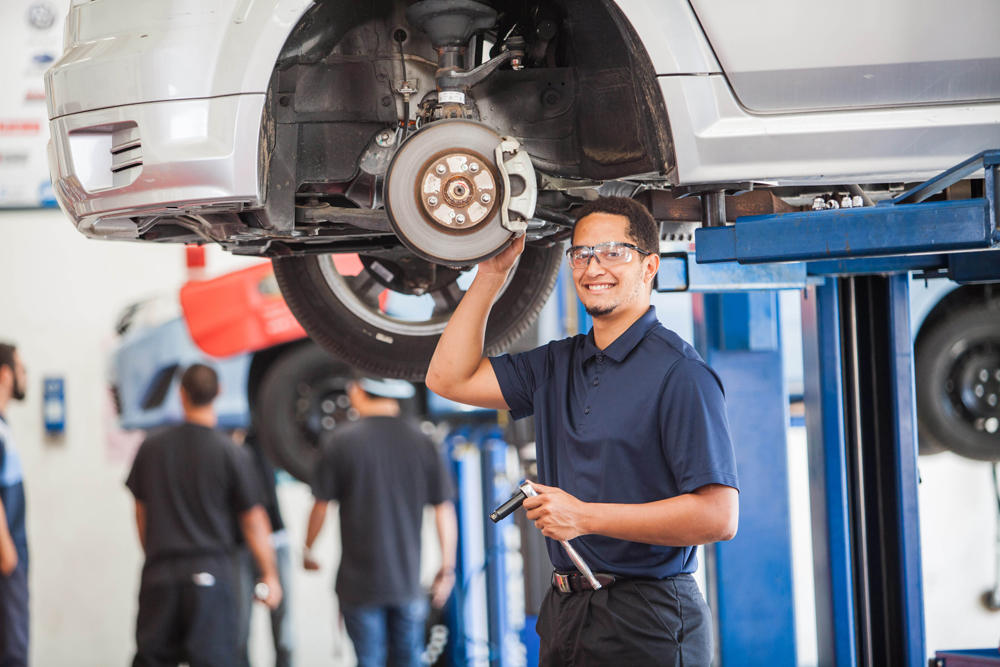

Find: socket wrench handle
518;482;602;590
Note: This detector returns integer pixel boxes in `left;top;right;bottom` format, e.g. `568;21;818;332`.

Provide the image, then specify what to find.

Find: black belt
551;571;617;593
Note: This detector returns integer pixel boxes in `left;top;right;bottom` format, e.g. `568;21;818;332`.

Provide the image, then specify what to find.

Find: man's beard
585;303;617;317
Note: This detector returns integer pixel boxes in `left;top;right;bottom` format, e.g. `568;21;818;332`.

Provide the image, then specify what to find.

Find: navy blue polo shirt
490;306;739;579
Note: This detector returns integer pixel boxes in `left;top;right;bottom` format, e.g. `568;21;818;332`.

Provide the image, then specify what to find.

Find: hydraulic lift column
803;277;927;667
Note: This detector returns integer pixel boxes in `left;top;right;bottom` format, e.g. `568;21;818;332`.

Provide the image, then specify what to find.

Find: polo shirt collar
583;306;659;362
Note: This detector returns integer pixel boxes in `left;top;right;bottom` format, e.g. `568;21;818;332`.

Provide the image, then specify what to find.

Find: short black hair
0;344;16;378
181;364;219;407
573;196;659;255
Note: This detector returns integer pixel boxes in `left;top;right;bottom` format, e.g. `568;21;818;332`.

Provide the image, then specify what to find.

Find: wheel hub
420;152;497;228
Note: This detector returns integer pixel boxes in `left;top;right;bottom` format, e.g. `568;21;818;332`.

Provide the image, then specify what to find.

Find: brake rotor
384;119;513;264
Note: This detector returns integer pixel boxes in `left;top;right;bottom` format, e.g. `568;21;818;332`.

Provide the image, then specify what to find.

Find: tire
272;243;563;381
915;302;1000;461
254;342;354;482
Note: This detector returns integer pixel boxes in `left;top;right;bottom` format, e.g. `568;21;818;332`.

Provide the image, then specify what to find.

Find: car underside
45;0;1000;379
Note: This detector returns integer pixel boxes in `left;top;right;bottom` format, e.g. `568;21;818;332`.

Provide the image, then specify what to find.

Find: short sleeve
660;359;740;494
310;440;340;502
125;440;147;501
489;343;553;420
424;440;456;506
229;445;264;513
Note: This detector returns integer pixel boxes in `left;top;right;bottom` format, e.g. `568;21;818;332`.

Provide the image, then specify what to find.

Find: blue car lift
685;150;1000;667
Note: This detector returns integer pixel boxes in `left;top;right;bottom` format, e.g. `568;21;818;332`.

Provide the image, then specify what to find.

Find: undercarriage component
385;119;515;263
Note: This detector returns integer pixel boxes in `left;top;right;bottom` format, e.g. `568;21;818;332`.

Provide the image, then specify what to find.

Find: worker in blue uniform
426;196;740;666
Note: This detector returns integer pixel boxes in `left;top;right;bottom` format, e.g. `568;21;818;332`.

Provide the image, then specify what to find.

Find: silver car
45;0;1000;379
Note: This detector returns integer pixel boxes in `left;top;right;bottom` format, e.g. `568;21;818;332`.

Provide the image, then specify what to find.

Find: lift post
694;291;798;667
691;150;1000;666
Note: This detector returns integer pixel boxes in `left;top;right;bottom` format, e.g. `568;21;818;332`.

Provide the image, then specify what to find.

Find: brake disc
384;119;514;264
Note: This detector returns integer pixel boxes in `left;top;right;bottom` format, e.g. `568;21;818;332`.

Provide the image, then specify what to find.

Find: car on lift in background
45;0;1000;387
111;261;359;482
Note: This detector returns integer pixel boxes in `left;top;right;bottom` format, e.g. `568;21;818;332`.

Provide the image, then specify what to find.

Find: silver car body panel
661;74;1000;185
48;94;265;237
690;0;1000;113
46;0;311;119
43;0;1000;235
614;0;720;75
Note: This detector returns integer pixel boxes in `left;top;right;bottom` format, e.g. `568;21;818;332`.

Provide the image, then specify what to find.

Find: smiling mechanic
427;196;740;666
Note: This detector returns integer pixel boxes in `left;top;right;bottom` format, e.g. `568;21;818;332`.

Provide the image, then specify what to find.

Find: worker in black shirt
303;376;457;667
233;429;293;667
126;364;282;667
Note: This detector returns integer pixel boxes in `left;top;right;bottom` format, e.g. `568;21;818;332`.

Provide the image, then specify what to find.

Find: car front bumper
47;94;265;240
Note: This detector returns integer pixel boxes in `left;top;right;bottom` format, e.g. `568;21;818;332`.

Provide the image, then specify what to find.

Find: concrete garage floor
1;209;999;665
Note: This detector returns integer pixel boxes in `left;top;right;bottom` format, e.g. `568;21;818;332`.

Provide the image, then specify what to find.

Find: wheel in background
915;302;1000;461
255;342;354;482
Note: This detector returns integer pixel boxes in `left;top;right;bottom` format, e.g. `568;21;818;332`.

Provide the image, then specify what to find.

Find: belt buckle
554;573;573;593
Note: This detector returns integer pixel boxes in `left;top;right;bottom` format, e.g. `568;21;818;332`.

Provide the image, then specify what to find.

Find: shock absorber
405;0;524;121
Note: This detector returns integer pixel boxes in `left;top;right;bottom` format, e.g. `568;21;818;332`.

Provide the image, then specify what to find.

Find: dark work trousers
133;577;238;667
0;562;28;667
537;573;713;667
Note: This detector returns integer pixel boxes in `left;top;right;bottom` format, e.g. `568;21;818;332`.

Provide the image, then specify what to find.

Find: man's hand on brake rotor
477;234;525;279
523;482;589;541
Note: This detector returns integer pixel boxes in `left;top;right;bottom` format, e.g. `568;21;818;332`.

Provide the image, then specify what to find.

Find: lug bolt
470;163;479;172
982;369;990;382
461;164;469;172
989;394;998;407
428;196;438;206
456;214;466;224
976;384;985;398
436;164;446;175
481;193;491;203
449;211;455;218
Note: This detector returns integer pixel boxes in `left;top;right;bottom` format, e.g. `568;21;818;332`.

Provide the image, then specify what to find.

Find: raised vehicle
46;0;1000;379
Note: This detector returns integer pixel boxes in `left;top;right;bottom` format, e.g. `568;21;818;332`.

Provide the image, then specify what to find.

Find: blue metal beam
885;275;927;667
696;199;992;264
801;282;857;667
696;150;1000;266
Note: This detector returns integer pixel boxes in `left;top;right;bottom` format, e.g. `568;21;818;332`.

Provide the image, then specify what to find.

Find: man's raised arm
425;236;525;409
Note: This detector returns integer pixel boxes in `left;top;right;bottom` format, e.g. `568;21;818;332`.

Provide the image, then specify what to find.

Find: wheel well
916;284;1000;344
257;0;672;224
246;340;314;412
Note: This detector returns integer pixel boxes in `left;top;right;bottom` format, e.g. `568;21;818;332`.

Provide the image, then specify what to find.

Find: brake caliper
495;137;537;236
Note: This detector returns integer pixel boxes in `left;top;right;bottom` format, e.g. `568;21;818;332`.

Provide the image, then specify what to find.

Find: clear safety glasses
565;241;651;270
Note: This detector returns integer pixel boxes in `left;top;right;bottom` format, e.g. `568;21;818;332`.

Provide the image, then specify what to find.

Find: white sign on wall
0;0;69;208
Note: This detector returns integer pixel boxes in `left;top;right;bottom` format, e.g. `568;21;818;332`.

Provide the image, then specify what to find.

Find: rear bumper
48;94;264;239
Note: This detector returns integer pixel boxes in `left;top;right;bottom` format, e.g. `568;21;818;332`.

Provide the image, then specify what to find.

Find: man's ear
644;253;660;285
0;365;10;389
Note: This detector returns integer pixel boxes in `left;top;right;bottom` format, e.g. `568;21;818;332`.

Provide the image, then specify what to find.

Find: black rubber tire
254;342;353;482
272;243;563;381
915;302;1000;461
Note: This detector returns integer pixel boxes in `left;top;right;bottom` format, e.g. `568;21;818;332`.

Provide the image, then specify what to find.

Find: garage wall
0;208;185;666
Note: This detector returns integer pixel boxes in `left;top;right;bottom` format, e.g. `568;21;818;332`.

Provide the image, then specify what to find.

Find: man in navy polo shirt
427;196;739;666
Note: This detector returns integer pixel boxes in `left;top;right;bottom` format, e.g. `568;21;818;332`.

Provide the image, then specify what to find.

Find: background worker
0;344;28;667
426;197;740;666
303;376;458;667
126;364;282;667
234;428;294;667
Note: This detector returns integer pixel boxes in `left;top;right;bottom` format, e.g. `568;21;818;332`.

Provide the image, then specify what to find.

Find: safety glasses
565;241;651;269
